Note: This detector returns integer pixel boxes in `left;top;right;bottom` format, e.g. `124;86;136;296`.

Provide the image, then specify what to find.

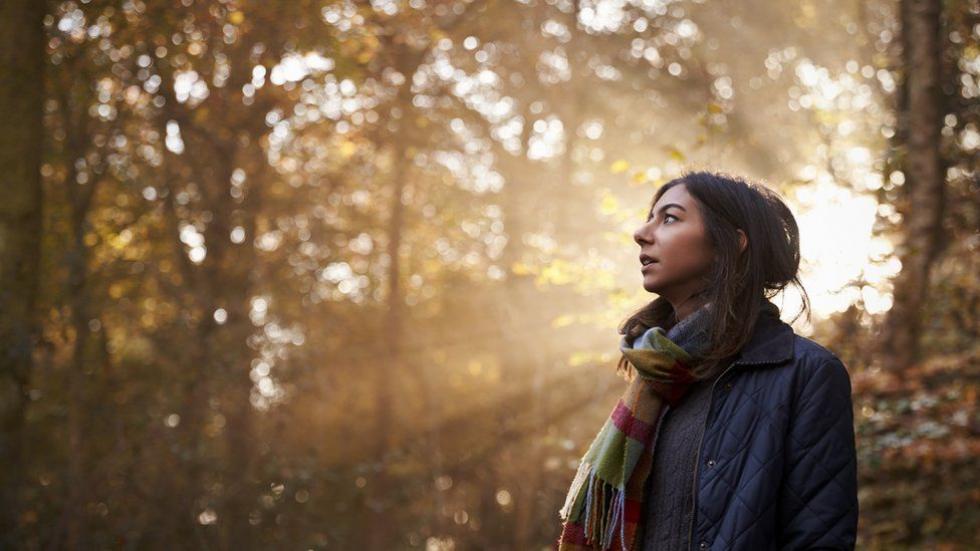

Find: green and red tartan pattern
557;328;697;551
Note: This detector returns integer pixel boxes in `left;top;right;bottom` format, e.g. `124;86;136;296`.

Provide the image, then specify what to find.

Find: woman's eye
644;213;678;224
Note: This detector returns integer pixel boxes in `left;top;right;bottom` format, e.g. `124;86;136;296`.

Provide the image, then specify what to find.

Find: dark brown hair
617;170;810;378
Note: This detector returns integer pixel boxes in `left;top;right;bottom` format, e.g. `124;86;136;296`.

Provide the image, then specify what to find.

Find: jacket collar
733;300;796;367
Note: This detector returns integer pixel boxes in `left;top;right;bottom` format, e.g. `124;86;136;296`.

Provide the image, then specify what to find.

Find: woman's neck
671;293;710;323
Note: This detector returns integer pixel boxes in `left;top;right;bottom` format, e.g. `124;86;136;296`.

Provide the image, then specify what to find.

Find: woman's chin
641;278;661;294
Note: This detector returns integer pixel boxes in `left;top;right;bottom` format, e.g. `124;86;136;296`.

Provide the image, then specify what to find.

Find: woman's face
632;184;715;304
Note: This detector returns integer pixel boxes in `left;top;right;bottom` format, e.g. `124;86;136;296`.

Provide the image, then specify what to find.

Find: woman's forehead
653;184;695;210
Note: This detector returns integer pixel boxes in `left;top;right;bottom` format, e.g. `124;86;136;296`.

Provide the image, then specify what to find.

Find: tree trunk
59;71;103;551
0;0;44;544
66;207;95;550
367;138;409;549
880;0;945;371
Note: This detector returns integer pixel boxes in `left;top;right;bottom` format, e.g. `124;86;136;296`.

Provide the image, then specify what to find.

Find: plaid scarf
556;302;714;551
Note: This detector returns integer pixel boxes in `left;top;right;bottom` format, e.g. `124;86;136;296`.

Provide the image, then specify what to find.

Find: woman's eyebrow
647;202;687;218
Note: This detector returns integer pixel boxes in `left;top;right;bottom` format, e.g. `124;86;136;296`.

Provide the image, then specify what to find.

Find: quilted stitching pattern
691;336;858;551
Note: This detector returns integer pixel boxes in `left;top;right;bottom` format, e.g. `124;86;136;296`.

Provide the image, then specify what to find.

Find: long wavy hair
617;170;810;379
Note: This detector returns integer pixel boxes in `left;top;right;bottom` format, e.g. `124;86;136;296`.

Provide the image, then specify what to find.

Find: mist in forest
0;0;977;549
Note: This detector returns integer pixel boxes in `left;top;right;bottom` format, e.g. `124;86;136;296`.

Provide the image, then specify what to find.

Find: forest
0;0;977;549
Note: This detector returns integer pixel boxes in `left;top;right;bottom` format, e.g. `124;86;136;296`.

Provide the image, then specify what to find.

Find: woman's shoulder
790;334;844;368
786;333;853;392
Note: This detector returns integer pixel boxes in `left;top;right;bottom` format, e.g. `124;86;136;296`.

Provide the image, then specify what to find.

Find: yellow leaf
610;159;630;174
551;314;575;328
569;350;608;367
109;229;133;250
600;194;619;215
538;260;574;286
511;262;533;275
339;140;357;158
357;50;375;64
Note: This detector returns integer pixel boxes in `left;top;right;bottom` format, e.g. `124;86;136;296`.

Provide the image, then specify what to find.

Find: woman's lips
641;261;658;272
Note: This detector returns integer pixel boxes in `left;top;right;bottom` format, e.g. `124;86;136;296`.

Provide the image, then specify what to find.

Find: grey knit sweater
639;373;720;550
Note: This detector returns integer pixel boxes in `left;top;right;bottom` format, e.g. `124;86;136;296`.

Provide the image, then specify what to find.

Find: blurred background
0;0;977;549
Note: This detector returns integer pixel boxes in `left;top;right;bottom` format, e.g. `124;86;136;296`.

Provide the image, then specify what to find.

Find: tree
879;0;946;370
0;0;44;544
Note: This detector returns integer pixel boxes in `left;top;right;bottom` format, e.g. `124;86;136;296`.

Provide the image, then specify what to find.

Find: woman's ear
737;229;748;254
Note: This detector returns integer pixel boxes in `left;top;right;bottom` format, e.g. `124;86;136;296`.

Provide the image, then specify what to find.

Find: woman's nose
633;223;651;245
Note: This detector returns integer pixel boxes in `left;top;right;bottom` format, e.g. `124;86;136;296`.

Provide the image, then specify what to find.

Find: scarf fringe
558;460;592;521
558;459;627;550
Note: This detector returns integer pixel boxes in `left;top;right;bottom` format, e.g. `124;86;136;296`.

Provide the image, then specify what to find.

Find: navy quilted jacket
688;307;858;551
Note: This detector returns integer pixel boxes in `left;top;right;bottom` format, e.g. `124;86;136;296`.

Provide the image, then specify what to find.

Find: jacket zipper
687;359;739;551
686;357;788;551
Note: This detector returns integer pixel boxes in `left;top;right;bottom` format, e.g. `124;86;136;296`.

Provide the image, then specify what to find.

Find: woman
557;171;858;551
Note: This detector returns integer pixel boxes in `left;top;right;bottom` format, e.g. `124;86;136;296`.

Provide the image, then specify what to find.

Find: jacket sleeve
777;355;859;550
